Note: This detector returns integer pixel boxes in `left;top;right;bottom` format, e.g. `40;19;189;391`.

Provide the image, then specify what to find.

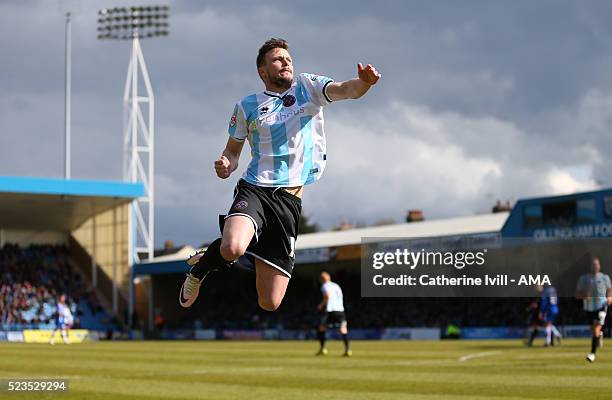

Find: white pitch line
458;351;501;362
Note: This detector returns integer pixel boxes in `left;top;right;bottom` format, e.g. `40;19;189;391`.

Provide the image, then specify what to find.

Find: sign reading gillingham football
533;223;612;241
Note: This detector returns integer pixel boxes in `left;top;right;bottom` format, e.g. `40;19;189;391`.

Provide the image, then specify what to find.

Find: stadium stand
0;176;144;338
0;243;117;331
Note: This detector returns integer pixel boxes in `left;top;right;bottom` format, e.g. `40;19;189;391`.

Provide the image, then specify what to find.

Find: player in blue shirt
179;38;380;312
538;284;562;347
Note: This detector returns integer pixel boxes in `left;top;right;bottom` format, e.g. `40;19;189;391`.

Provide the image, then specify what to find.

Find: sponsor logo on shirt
260;107;305;124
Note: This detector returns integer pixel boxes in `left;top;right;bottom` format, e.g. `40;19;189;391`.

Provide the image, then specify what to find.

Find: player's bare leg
49;328;58;345
62;327;71;344
220;216;255;261
255;259;289;311
179;215;254;307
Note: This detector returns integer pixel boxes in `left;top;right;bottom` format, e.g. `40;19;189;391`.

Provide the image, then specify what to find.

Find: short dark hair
257;38;289;68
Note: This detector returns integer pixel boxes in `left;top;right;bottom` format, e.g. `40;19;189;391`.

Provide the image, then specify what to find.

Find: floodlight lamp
97;5;170;40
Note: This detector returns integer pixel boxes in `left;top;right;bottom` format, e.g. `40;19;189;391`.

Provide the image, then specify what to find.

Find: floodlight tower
97;6;169;264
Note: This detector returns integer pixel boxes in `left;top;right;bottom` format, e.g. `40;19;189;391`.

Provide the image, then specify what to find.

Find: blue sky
1;0;611;246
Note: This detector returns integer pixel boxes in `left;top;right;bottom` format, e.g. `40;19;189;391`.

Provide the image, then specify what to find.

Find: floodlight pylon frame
123;36;154;265
97;4;169;330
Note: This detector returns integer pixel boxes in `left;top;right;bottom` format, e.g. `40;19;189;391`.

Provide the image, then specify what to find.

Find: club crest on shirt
229;115;237;128
260;106;269;115
234;200;248;210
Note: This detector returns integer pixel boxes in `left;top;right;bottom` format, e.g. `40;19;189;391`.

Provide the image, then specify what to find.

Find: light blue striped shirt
576;272;612;311
228;73;333;187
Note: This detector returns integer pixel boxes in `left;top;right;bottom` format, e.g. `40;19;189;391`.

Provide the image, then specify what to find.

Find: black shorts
321;311;347;329
586;305;608;326
220;179;302;277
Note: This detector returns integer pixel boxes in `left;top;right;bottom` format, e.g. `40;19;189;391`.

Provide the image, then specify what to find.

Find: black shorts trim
245;251;291;278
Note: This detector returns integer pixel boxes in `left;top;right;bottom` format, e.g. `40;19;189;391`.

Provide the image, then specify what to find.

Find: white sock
545;326;552;345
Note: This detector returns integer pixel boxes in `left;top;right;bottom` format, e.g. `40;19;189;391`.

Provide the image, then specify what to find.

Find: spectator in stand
154;309;165;332
0;244;106;330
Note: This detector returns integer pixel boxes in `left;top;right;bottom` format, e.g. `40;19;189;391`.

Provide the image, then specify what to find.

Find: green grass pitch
0;339;610;399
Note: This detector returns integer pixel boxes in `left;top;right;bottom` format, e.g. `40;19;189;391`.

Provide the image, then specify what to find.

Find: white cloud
548;169;598;195
305;99;603;229
303;103;509;226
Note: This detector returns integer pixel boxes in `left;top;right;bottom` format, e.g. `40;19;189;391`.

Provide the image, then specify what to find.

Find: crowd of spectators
0;244;103;328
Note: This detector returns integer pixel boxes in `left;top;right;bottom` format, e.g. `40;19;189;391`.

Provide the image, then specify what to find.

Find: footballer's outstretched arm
215;137;244;179
326;63;381;101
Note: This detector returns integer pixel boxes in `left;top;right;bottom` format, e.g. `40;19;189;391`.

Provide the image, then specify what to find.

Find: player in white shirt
316;271;351;357
50;294;73;345
576;257;612;362
179;38;380;313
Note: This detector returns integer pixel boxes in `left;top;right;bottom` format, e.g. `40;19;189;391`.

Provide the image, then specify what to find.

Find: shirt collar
264;80;296;98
